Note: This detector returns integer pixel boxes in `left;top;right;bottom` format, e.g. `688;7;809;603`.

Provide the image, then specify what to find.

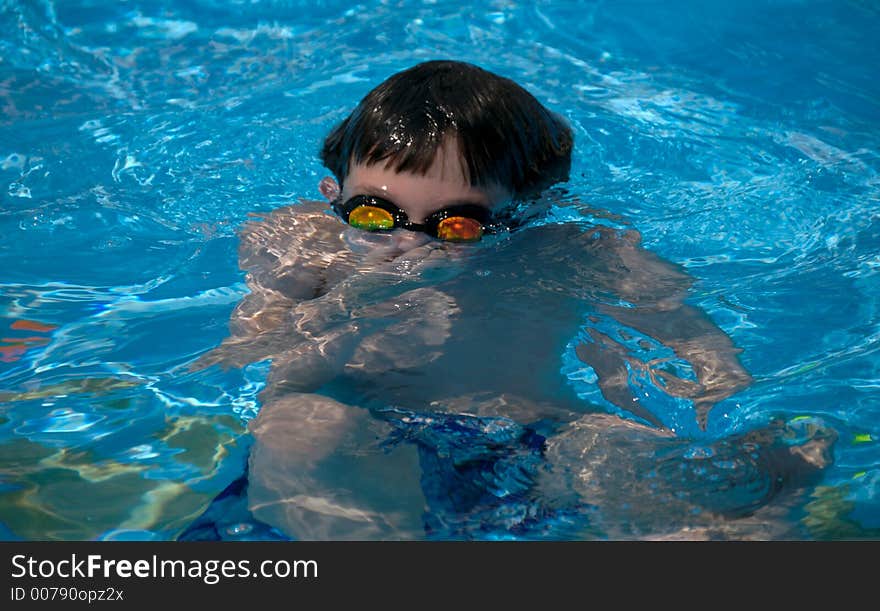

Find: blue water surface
0;0;878;540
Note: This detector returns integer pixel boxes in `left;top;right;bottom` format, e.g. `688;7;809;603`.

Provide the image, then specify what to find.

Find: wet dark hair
320;60;573;199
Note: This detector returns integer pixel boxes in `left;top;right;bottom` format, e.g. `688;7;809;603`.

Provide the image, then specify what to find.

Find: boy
193;61;833;539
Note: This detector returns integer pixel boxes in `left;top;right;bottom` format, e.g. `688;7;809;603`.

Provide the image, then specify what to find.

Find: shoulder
238;200;339;260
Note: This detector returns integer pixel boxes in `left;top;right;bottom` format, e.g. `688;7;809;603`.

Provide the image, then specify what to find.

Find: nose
392;229;432;251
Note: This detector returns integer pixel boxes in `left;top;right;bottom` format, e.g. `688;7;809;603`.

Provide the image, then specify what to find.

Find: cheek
319;176;340;201
341;227;430;257
390;231;432;251
399;202;439;225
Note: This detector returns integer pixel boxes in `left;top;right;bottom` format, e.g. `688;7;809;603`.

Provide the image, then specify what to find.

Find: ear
318;176;340;202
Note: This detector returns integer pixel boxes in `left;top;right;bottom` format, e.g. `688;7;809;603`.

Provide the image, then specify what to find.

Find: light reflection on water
0;0;878;539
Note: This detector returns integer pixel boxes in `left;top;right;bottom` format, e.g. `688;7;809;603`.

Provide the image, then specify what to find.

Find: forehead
343;137;507;209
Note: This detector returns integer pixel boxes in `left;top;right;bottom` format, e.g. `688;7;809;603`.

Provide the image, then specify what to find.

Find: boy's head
319;60;573;241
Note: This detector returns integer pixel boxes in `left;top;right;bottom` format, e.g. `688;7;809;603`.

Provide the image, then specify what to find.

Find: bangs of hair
321;60;573;198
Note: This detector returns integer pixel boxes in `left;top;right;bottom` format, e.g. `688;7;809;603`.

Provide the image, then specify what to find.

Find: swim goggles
332;194;494;242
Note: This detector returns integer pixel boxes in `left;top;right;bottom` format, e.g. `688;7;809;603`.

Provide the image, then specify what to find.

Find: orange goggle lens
436;216;484;242
347;205;395;231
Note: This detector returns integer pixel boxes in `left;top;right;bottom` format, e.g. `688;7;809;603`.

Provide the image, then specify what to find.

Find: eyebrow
349;183;491;208
351;184;392;199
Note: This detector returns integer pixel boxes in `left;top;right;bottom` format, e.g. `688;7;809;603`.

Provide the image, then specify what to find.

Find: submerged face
321;137;511;250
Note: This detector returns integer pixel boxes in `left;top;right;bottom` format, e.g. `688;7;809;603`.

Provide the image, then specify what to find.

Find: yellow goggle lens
348;205;395;231
436;216;483;242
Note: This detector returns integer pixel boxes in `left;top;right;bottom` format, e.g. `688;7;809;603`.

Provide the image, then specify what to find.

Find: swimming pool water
1;0;878;540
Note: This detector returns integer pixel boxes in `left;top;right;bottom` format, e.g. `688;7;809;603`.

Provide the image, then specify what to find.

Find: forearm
599;302;753;416
189;283;299;371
